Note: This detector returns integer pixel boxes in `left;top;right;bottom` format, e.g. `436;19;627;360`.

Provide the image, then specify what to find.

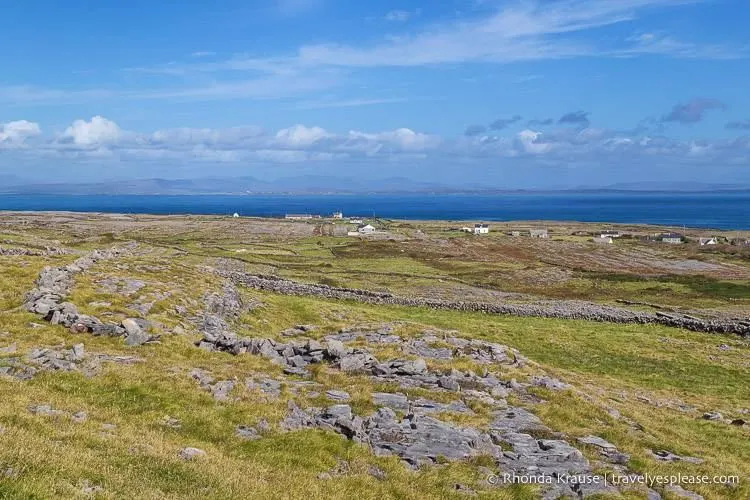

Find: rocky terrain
0;213;748;499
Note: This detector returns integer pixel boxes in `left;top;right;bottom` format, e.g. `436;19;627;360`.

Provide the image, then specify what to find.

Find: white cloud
1;1;735;108
347;128;438;151
296;0;717;67
62;116;122;146
0;71;342;105
515;130;552;154
5;115;750;172
275;125;331;147
621;32;742;59
0;120;42;145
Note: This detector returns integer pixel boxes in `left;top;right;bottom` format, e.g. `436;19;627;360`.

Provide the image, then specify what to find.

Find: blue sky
1;0;749;188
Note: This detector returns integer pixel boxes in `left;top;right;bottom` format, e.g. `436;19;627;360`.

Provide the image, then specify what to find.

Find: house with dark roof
473;223;489;235
659;233;684;244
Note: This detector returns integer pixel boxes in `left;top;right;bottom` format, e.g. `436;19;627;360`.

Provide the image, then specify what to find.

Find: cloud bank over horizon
3;104;749;187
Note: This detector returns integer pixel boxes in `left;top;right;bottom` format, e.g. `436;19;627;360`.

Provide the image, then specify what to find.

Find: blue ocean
0;192;748;230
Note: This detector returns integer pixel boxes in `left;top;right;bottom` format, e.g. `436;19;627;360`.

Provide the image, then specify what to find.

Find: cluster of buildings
284;211;344;220
284;211;362;223
284;213;322;220
644;233;750;246
245;212;750;247
507;229;549;238
460;224;489;235
460;225;551;237
591;231;744;246
277;211;377;237
460;225;748;247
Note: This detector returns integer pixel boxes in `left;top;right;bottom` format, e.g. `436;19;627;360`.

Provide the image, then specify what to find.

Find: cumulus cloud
347;128;438;152
726;120;750;130
5;115;750;174
558;111;590;126
515;130;552;155
275;124;331;147
490;115;522;130
661;98;726;124
23;116;441;164
0;120;42;145
62;116;122;146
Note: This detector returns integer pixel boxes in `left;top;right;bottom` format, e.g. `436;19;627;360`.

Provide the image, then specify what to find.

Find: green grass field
1;214;748;499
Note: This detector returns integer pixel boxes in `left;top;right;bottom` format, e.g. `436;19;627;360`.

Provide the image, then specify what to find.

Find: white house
232;213;240;218
357;224;376;234
474;223;489;235
659;233;683;244
530;229;549;239
349;218;364;224
600;230;621;239
593;235;613;244
699;237;718;246
332;211;343;219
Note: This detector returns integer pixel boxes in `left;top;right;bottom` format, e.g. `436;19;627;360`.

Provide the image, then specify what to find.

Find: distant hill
2;176;747;195
593;181;750;192
0;175;457;195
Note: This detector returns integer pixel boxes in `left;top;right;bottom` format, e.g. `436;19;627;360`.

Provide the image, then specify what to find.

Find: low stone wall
22;244;158;346
216;270;750;336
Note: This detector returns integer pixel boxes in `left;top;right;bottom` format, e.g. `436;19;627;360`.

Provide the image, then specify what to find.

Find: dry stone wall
216;270;750;336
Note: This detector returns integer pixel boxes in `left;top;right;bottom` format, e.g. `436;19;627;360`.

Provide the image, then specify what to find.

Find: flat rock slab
326;390;351;401
178;447;206;460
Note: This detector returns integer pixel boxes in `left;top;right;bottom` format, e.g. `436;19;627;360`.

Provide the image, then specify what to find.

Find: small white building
593;235;613;244
357;224;376;234
699;237;718;246
600;230;621;239
285;213;315;220
530;229;549;239
659;233;684;244
332;211;343;219
474;223;489;235
349;218;363;224
232;213;240;218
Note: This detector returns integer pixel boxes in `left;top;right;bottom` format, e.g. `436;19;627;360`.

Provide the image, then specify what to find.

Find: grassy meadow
0;213;748;499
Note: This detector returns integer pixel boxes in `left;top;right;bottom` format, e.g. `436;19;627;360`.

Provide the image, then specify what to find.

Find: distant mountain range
592;181;750;192
0;175;472;195
0;176;747;195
